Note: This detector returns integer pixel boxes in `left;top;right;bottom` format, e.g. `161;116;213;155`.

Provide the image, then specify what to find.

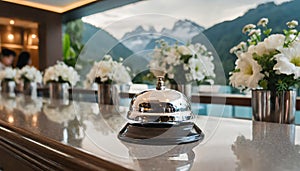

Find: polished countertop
0;94;299;171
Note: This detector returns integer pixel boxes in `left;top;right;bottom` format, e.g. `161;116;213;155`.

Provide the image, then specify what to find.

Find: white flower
85;55;131;88
287;20;298;29
15;66;42;84
257;18;269;27
177;45;191;56
274;42;300;78
183;64;189;71
242;24;256;33
237;42;247;50
290;29;298;34
112;63;132;84
150;40;215;84
247;42;268;56
188;56;215;83
231;18;300;90
230;42;247;54
165;48;180;65
0;67;17;81
263;34;285;50
230;46;238;54
188;57;205;81
248;29;261;37
230;55;264;89
43;61;80;86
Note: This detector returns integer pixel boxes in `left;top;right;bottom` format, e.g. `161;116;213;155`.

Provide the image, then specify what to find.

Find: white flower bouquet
230;18;300;91
150;39;215;84
43;61;80;86
15;66;42;84
85;55;131;87
0;67;17;81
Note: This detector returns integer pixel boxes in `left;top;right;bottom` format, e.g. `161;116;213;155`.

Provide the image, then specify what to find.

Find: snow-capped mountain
120;19;205;52
161;19;205;42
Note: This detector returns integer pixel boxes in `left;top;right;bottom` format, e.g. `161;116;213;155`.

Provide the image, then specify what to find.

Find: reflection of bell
121;140;199;171
118;77;204;145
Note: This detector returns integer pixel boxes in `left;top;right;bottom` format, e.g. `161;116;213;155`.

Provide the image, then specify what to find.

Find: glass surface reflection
232;122;300;171
122;140;199;171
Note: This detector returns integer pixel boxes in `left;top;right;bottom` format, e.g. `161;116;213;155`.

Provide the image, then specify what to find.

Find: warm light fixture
9;20;15;25
7;33;14;40
2;0;97;13
8;115;14;123
31;34;37;39
32;115;38;127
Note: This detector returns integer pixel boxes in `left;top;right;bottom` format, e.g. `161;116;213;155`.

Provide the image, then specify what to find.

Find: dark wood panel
0;1;62;70
0;142;39;171
0;120;132;171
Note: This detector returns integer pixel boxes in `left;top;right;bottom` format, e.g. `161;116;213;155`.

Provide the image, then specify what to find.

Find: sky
82;0;291;39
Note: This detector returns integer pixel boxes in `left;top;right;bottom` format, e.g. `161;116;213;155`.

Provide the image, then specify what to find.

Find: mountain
121;19;205;52
192;0;300;84
82;23;133;61
161;19;205;42
121;25;160;52
77;23;140;81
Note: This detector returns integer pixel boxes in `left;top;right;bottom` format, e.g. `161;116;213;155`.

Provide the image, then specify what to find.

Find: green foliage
63;20;84;67
180;54;193;64
132;70;156;85
263;28;272;36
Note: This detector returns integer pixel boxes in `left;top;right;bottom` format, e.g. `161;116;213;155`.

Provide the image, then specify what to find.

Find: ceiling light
31;34;37;39
7;34;14;40
9;20;15;25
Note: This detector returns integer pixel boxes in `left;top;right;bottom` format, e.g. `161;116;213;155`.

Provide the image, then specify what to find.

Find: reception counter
0;93;299;171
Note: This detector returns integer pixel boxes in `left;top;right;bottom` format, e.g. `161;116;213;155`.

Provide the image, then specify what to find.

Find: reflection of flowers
101;111;126;132
43;102;85;147
0;95;16;112
85;105;127;135
43;104;76;124
232;126;300;171
16;96;42;115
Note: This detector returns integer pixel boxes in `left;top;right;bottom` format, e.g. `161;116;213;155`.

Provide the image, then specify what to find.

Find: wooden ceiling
1;0;97;13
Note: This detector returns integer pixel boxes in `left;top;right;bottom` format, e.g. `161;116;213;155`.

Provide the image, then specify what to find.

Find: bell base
118;122;204;145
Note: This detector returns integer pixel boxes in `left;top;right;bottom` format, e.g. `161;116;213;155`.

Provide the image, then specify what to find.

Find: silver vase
16;82;37;97
98;84;113;105
251;90;296;124
49;82;69;106
1;80;15;95
22;81;34;96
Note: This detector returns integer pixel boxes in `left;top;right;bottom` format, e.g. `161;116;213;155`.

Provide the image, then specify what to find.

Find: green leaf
259;79;268;89
263;28;272;35
180;54;193;64
63;33;71;59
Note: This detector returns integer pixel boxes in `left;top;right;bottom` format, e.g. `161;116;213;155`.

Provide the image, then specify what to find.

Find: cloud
82;0;291;39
